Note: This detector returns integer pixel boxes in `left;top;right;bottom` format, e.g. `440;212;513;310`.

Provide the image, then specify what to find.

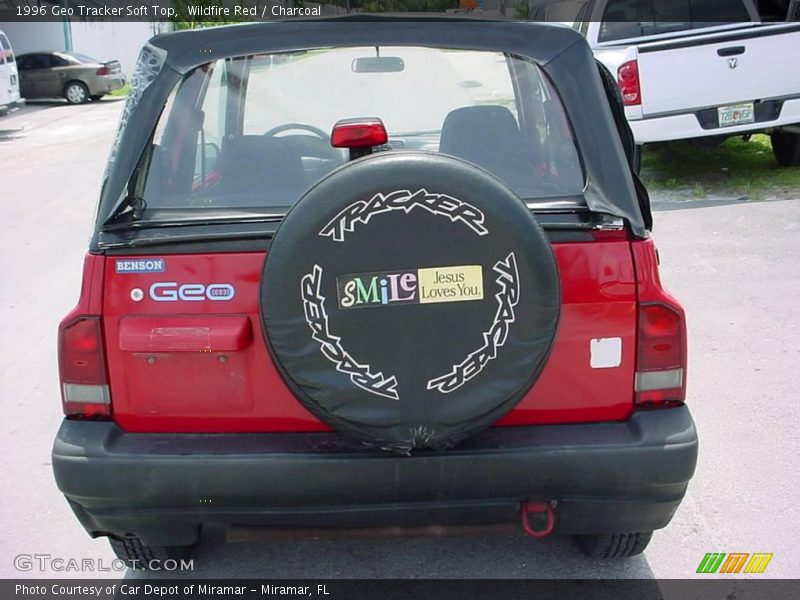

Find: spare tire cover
261;152;559;452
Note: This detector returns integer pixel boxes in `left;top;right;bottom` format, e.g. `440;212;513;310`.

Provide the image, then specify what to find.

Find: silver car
17;51;125;104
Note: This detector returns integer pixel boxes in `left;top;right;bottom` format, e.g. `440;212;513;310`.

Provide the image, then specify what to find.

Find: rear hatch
101;231;637;432
637;24;800;116
91;43;641;433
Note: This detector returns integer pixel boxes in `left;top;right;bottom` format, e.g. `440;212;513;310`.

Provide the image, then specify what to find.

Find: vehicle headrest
439;105;524;167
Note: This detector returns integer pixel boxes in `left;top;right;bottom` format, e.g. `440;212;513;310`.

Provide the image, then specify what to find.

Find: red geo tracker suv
52;17;697;567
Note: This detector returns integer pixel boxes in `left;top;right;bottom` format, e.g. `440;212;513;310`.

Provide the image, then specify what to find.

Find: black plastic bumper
52;406;697;546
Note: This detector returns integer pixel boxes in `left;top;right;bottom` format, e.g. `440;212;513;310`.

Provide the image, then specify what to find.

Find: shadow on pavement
0;128;24;142
24;99;68;107
122;525;657;579
24;96;127;106
650;195;795;212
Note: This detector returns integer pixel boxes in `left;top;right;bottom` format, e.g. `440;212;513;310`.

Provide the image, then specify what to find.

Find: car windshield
140;46;584;214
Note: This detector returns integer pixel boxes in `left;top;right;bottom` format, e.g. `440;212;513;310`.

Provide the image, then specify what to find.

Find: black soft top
97;16;646;239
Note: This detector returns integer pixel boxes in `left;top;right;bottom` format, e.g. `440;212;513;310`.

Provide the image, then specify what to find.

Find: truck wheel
64;81;89;105
108;535;194;569
573;532;652;559
771;131;800;166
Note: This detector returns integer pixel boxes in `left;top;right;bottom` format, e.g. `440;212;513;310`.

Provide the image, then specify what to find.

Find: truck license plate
718;103;754;127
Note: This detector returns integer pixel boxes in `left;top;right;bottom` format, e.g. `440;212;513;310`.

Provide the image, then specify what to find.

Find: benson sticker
337;265;483;309
115;258;165;274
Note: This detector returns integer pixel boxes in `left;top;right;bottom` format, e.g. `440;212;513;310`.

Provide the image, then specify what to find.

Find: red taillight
331;118;388;149
635;303;686;406
617;60;641;106
95;66;110;76
58;316;110;418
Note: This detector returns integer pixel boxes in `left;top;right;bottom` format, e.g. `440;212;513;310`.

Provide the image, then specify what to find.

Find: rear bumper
53;406;697;546
90;75;126;95
631;97;800;143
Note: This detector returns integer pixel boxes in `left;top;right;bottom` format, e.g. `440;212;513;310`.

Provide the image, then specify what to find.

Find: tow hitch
519;501;555;538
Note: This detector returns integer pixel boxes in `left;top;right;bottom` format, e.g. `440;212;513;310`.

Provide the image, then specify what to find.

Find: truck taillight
58;316;110;418
618;60;641;106
635;303;686;406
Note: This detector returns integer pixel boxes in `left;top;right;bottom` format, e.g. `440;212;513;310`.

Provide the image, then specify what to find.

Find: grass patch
641;134;800;199
108;84;130;97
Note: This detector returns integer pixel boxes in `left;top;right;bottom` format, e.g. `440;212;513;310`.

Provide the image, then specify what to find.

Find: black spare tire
261;152;559;452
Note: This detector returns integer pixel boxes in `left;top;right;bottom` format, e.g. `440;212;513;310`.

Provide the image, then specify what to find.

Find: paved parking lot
1;100;798;580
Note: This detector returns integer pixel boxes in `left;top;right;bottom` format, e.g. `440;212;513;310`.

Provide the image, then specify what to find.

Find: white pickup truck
531;0;800;165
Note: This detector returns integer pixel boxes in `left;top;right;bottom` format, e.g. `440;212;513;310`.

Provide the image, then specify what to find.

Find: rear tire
64;81;89;105
108;535;195;569
771;130;800;166
573;532;653;559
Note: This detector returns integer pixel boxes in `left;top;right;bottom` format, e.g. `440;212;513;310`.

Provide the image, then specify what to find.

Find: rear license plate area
718;103;754;127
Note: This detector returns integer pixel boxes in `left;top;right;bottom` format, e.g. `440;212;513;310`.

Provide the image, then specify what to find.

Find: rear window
50;54;70;67
0;33;13;64
140;46;584;214
68;52;100;64
536;0;589;25
599;0;751;42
